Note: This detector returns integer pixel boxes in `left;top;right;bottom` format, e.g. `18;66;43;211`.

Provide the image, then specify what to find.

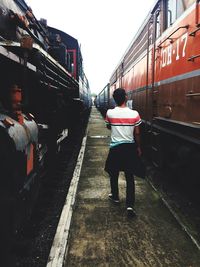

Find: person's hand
137;146;142;157
106;124;111;130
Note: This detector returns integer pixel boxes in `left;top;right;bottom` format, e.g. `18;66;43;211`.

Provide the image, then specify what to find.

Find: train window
167;0;195;27
67;51;74;73
182;0;196;9
167;0;177;26
156;12;161;38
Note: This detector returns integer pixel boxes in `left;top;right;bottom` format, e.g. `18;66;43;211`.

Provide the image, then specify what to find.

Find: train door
146;1;163;167
144;1;162;123
67;49;77;79
151;2;162;118
145;16;154;122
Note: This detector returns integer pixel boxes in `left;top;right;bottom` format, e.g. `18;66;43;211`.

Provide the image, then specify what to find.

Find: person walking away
104;88;145;217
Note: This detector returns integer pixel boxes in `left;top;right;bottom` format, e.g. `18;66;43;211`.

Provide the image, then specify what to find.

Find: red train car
98;0;200;187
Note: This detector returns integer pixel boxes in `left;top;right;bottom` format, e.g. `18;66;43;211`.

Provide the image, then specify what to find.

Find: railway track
14;119;88;267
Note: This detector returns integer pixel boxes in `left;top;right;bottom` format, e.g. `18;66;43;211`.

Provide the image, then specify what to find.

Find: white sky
26;0;156;94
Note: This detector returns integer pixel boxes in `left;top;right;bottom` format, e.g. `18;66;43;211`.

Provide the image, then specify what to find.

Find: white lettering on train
160;32;188;68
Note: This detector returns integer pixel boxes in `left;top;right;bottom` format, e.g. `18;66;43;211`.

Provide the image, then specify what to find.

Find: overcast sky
26;0;156;94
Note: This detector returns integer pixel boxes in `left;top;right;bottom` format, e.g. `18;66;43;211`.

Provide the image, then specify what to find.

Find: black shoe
127;207;136;217
108;193;120;204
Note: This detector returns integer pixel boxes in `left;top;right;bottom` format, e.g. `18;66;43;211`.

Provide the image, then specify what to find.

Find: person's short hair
113;88;126;106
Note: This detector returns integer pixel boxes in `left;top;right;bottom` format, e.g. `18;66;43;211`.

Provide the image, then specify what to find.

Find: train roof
110;0;158;78
97;83;110;96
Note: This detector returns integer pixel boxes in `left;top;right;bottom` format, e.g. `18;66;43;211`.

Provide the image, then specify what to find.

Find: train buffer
47;106;200;267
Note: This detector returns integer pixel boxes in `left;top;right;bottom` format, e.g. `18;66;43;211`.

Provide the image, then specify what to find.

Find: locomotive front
0;0;91;240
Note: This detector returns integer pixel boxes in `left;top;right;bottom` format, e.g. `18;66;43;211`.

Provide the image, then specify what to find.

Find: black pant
109;171;135;207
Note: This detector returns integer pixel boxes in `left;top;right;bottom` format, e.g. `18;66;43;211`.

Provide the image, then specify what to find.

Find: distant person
105;88;145;217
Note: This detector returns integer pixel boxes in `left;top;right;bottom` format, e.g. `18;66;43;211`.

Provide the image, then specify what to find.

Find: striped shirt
105;106;142;147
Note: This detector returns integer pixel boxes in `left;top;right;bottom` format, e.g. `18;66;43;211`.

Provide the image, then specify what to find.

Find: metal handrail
158;25;189;48
189;26;200;36
188;54;200;61
185;92;200;97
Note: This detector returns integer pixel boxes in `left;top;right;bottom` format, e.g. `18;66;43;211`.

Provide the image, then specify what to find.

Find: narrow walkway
65;107;200;267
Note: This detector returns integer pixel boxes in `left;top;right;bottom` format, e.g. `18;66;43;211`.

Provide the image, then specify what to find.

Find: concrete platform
64;107;200;267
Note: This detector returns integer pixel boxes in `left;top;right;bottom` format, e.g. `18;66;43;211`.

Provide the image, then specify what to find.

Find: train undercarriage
142;117;200;199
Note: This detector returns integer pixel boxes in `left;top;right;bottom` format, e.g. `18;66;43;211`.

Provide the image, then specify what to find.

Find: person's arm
105;111;111;130
106;124;111;130
134;125;142;156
